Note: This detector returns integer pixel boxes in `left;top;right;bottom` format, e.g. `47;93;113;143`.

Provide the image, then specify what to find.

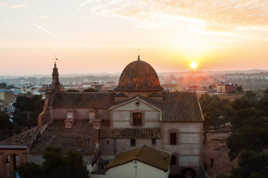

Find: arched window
170;132;177;145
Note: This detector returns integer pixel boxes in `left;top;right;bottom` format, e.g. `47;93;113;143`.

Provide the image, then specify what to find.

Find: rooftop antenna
53;56;59;67
137;49;141;61
137;55;141;61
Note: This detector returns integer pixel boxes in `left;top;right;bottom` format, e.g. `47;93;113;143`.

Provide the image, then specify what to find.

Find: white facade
106;160;169;178
110;98;161;128
161;122;203;168
109;97;203;171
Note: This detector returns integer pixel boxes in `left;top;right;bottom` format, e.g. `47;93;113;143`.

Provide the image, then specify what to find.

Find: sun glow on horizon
189;61;198;70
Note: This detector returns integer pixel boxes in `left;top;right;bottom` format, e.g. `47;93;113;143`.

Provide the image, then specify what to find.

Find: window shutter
170;133;177;145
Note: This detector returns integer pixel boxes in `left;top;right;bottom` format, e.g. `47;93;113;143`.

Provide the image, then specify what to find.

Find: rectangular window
130;139;136;147
132;112;143;126
152;138;156;145
170;133;177;145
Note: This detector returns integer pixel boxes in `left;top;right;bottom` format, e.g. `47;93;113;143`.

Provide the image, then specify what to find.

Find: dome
115;57;163;92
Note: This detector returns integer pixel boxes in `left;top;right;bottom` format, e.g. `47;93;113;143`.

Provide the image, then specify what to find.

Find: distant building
162;83;178;92
0;89;16;112
216;83;238;94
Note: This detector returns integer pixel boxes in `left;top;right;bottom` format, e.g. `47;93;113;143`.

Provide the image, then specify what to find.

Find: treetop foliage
19;147;89;178
200;90;268;178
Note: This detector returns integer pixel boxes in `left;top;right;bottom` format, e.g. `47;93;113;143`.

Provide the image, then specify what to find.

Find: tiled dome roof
115;57;162;92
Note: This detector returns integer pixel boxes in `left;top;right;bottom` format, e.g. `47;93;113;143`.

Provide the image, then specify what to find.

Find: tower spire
51;58;61;92
137;55;141;61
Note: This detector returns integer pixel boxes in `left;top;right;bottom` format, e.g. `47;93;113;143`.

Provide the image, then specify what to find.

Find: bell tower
51;62;61;92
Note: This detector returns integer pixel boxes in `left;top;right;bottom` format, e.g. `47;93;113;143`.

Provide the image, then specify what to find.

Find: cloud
0;2;9;6
0;2;27;9
9;4;27;9
81;0;268;30
33;24;56;38
79;0;91;8
39;16;49;19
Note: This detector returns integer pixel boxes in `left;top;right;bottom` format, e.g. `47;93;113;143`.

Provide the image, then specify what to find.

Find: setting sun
189;61;198;70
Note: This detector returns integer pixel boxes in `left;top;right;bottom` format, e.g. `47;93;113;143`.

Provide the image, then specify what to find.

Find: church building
4;56;204;177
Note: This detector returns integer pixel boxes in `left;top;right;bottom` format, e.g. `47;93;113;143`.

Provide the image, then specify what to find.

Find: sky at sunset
1;0;268;75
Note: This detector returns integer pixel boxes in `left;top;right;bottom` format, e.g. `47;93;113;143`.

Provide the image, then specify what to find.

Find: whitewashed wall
115;139;161;154
161;122;203;168
111;99;161;128
106;160;169;178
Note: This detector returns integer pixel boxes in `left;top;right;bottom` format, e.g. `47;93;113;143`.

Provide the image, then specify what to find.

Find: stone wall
100;138;162;156
161;122;203;169
116;138;161;154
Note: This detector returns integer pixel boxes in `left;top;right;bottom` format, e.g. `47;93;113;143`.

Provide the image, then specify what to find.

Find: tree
227;108;268;160
227;90;268;160
18;163;42;178
0;111;12;130
231;151;268;178
0;83;7;88
19;148;89;178
0;111;12;140
257;89;268;116
231;91;258;111
200;94;233;129
13;95;44;129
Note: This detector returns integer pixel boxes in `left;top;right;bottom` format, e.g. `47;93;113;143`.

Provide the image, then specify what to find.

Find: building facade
3;57;204;177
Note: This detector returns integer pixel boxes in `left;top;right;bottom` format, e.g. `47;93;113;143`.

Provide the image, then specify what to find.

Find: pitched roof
50;92;114;109
0;127;39;148
50;91;203;122
111;92;203;122
31;120;97;154
107;146;170;172
138;92;203;122
161;92;203;122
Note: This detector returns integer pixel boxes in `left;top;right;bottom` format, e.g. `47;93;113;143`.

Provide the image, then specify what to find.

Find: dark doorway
182;168;196;178
171;155;177;165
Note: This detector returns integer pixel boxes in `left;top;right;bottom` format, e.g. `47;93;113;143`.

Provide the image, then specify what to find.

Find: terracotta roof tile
161;92;203;122
136;92;203;122
107;146;170;171
115;60;163;92
51;92;114;109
